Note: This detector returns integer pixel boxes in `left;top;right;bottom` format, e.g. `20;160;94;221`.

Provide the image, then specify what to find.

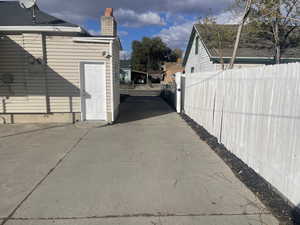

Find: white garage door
82;63;107;121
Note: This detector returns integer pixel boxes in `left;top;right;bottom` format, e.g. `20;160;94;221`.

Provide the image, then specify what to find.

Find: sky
24;0;238;58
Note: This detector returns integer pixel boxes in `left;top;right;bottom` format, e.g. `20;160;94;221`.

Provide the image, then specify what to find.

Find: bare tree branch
283;0;298;25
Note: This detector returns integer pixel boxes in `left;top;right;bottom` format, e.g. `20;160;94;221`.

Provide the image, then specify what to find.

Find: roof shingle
194;24;300;59
0;1;78;27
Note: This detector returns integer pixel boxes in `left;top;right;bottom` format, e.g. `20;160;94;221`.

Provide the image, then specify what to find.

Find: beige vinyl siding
1;33;117;122
0;34;47;113
45;35;111;114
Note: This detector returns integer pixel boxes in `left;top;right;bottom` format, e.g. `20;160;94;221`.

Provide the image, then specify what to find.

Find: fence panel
161;82;176;108
184;63;300;207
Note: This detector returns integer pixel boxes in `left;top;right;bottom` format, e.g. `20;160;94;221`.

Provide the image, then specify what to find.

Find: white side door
82;63;106;121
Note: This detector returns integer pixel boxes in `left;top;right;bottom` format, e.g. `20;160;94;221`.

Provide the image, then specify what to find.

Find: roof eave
73;36;123;50
73;36;119;43
182;24;213;67
0;26;83;33
210;57;300;64
117;37;123;51
182;25;197;67
194;25;213;59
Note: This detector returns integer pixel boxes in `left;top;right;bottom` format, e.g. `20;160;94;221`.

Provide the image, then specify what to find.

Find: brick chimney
101;8;117;36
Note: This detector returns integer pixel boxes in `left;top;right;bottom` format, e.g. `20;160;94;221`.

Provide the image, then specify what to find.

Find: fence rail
182;63;300;207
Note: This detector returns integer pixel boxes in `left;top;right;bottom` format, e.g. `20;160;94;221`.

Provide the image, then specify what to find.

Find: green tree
131;40;147;71
233;0;300;63
170;48;183;61
131;37;179;72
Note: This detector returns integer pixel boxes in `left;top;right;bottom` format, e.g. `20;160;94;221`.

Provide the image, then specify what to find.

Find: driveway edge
0;129;91;225
181;113;300;225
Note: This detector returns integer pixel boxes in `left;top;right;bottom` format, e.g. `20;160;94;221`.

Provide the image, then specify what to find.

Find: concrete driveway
0;96;278;225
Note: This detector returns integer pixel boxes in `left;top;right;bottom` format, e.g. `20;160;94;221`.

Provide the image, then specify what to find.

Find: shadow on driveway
117;96;174;124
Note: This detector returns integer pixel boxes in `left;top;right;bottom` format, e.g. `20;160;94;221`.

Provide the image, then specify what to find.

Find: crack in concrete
0;129;91;225
0;212;273;221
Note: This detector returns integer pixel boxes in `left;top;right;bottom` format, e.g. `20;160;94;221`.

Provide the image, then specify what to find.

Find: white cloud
215;11;242;24
35;0;233;26
115;9;165;27
119;30;129;36
51;12;87;25
120;50;131;60
2;0;234;29
156;20;195;49
165;12;189;25
156;10;241;50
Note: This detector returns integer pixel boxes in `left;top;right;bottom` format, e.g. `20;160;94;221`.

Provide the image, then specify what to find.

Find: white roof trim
183;25;212;66
73;37;123;50
73;37;112;43
211;56;273;59
0;26;83;33
73;37;117;41
211;56;300;60
194;25;213;58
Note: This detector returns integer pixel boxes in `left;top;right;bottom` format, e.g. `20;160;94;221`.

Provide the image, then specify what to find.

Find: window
191;67;195;73
195;36;199;55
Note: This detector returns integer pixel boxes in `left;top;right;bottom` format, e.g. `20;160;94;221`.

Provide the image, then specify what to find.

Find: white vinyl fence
183;63;300;207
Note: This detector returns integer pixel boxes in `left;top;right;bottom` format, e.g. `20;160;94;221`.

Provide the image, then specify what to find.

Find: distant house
183;24;300;73
162;59;184;84
131;70;148;84
148;70;163;84
120;60;132;84
120;60;163;85
0;2;122;123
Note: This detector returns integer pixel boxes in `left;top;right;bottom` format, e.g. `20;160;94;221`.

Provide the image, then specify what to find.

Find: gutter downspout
109;40;114;123
42;34;50;113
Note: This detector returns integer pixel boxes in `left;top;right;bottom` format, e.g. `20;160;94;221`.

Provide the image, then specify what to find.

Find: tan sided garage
0;3;121;123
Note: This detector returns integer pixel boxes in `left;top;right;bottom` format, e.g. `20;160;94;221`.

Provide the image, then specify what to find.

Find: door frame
80;61;107;121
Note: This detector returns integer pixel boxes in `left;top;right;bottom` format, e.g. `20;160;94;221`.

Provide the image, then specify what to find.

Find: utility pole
229;0;252;69
147;53;150;85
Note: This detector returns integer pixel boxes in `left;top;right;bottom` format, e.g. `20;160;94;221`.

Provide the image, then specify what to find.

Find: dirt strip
181;113;300;225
